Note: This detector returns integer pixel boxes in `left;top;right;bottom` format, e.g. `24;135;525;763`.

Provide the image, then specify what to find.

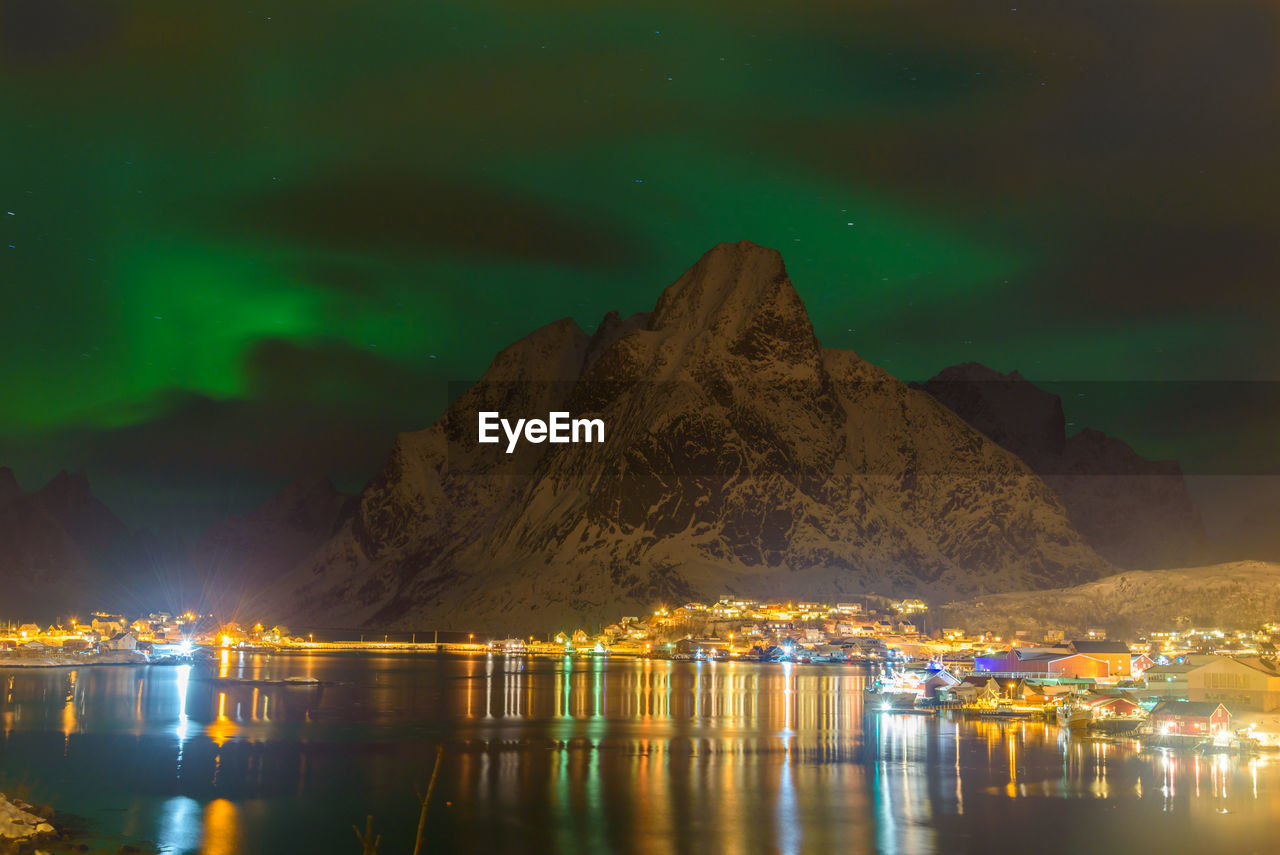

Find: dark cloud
1038;222;1280;319
0;339;454;536
232;172;650;271
77;340;448;481
0;0;119;67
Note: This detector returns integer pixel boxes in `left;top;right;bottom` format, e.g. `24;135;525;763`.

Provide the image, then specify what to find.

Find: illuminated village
5;596;1280;753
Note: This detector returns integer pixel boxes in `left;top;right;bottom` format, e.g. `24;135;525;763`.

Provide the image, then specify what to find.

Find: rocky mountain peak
0;469;149;621
652;241;787;325
30;471;128;552
913;362;1065;463
262;243;1110;633
650;241;817;358
584;310;650;372
252;475;350;528
39;470;95;501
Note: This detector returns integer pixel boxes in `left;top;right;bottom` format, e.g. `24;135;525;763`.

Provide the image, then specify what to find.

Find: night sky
3;1;1279;543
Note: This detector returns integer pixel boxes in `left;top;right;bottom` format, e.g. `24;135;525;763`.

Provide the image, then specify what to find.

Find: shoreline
0;651;151;669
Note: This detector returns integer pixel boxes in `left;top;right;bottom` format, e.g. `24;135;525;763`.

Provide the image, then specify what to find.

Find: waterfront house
16;623;40;638
975;648;1109;680
946;676;1003;704
90;617;123;637
1140;660;1203;699
1187;657;1280;712
1069;640;1132;678
676;638;731;657
1086;695;1144;718
1150;700;1231;736
107;631;137;652
824;620;853;637
1020;681;1073;704
921;668;962;699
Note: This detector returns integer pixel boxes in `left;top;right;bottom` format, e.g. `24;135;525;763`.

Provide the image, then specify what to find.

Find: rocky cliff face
915;362;1210;569
264;242;1110;633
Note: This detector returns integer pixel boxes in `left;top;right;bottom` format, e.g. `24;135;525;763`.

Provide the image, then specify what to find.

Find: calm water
1;653;1277;855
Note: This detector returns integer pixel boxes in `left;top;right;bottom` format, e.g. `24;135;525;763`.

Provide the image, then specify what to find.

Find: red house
1150;700;1231;735
1087;695;1144;717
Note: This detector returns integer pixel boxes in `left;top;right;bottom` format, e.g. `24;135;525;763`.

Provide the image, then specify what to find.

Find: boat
864;671;933;714
1056;703;1092;729
864;691;936;715
864;688;919;710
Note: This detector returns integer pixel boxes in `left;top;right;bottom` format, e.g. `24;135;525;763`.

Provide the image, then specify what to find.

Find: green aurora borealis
2;0;1279;536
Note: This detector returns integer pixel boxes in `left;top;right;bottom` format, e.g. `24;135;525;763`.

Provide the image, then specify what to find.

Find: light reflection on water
1;653;1278;854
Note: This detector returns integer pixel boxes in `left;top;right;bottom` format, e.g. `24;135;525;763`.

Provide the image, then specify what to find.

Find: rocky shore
0;794;55;850
0;651;148;669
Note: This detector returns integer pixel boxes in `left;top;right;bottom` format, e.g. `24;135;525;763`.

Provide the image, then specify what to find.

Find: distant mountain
0;470;151;622
915;363;1210;569
190;476;354;620
262;241;1110;633
0;468;356;623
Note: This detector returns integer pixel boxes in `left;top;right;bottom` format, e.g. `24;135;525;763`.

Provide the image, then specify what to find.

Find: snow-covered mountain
262;241;1110;633
915;362;1211;569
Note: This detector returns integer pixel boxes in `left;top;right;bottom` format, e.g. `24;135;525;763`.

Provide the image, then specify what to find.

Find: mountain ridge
915;362;1211;568
938;560;1280;637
